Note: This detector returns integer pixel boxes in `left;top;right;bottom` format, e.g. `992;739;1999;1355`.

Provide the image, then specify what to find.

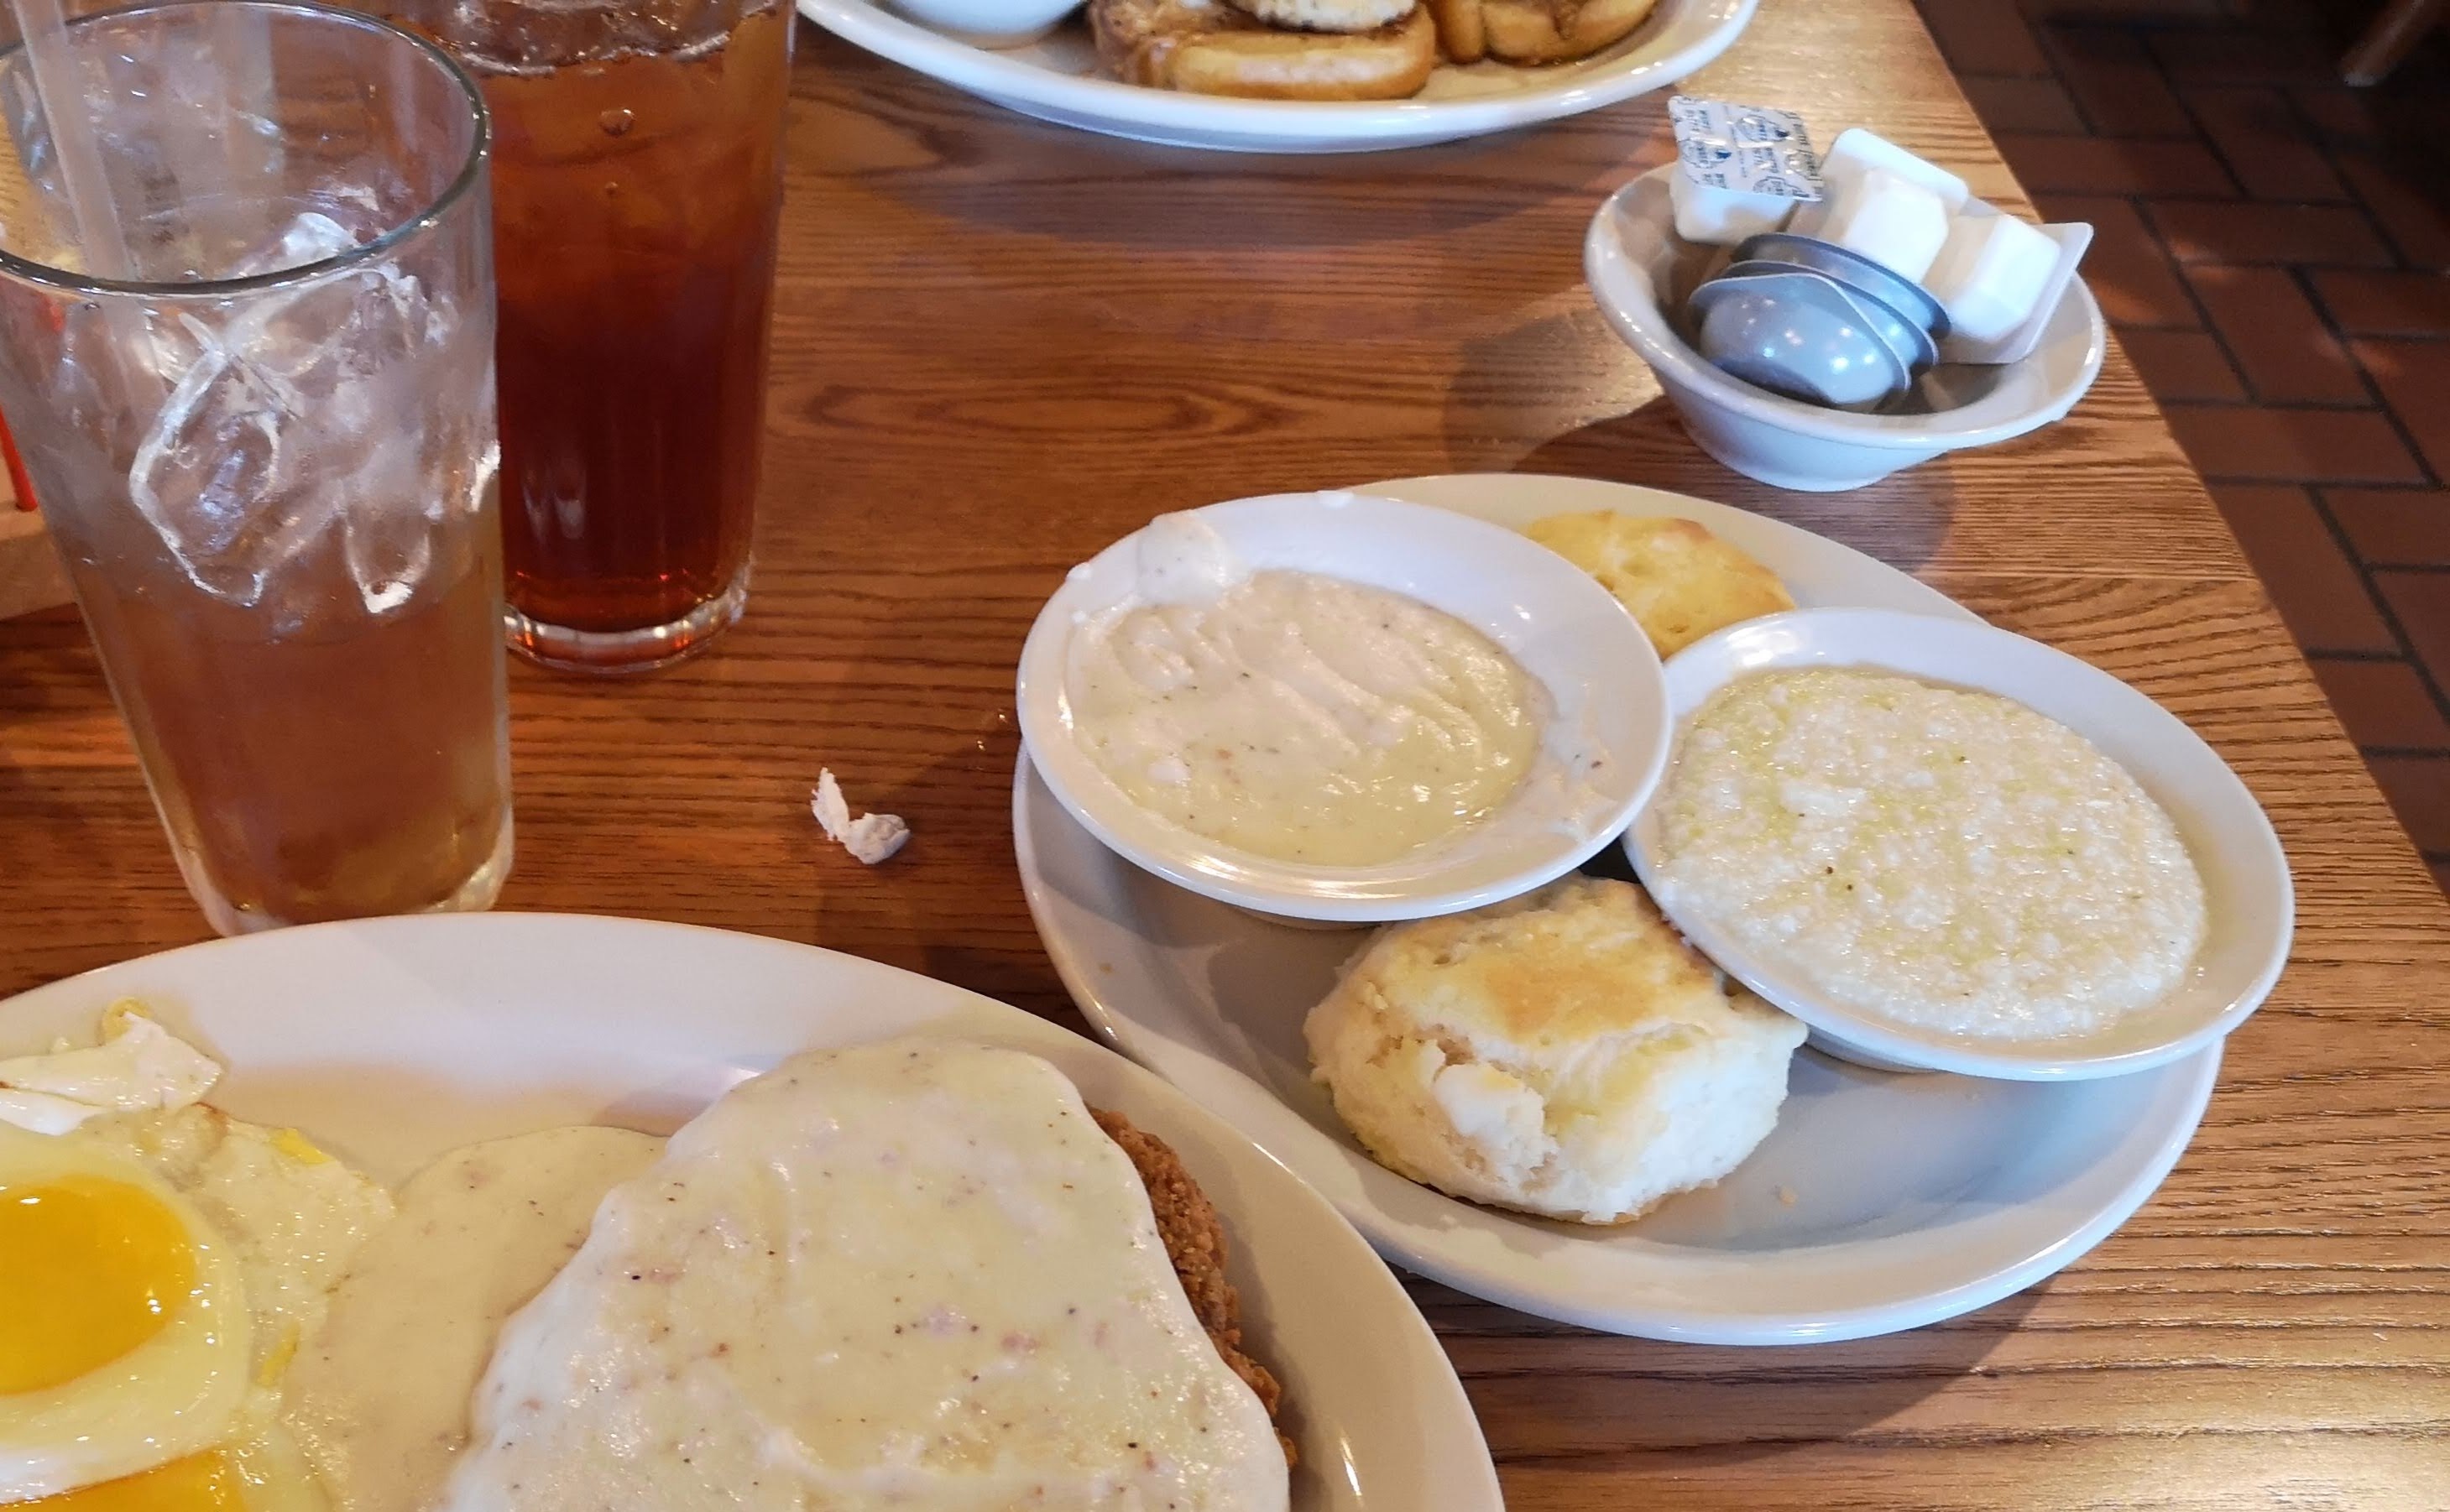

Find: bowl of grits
1624;607;2292;1081
1017;492;1672;923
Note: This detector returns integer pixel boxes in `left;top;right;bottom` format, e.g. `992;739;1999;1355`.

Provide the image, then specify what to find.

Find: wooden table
0;482;73;622
5;0;2446;1504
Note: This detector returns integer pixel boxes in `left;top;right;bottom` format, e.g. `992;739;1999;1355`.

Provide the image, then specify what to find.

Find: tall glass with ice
0;1;512;934
389;0;793;672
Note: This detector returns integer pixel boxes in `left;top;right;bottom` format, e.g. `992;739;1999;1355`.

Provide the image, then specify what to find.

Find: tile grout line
2189;465;2448;489
2098;191;2373;207
2340;742;2450;759
2290;159;2450;735
2113;197;2250;382
2309;481;2450;754
2285;482;2450;493
2159;65;2248;202
2319;350;2446;487
2312;96;2432;275
2310;654;2450;756
2283;115;2447;496
2288;263;2402;424
1930;5;2448;885
2272;63;2356;209
2118;13;2450;803
2031;22;2108;139
2139;397;2397;414
2127;15;2411;273
2091;254;2442;275
2125;259;2447;277
2131;36;2264;391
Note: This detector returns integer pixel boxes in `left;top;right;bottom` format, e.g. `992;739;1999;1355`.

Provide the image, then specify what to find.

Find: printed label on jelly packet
1668;96;1822;201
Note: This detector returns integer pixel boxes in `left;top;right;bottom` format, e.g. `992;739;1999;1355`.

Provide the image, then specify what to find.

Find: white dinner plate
1014;472;2224;1343
0;915;1502;1511
796;0;1754;153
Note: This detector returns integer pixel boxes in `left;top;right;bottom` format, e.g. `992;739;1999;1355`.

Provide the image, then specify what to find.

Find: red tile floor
1912;0;2450;897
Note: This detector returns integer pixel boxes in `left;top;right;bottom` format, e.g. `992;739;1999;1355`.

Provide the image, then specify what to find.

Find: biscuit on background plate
1229;0;1417;30
1089;0;1438;100
1303;876;1805;1226
1427;0;1661;65
1523;511;1794;658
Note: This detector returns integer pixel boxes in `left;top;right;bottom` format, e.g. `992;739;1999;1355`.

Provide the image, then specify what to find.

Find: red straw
0;414;31;511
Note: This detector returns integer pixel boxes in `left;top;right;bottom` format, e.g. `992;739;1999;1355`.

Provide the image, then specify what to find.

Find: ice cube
124;310;319;607
122;216;457;615
240;211;360;278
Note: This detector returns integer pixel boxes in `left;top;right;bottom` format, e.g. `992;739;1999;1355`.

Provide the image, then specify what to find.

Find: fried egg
0;1004;222;1138
0;1128;251;1500
0;1012;392;1511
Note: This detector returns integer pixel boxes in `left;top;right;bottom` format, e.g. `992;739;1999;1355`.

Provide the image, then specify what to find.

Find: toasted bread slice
1430;0;1657;64
1092;0;1438;100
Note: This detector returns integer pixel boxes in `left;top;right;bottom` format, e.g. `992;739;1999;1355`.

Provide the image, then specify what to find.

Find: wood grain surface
0;486;70;622
3;0;2447;1504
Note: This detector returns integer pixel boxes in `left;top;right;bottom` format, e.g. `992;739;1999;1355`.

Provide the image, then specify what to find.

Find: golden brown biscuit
1091;0;1438;100
1523;511;1795;657
1303;877;1805;1225
1429;0;1657;64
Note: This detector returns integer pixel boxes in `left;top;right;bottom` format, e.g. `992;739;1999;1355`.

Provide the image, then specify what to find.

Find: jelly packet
1667;95;1823;201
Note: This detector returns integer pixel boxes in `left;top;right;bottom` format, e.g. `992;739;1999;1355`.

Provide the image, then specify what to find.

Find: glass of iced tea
0;0;512;935
393;0;793;672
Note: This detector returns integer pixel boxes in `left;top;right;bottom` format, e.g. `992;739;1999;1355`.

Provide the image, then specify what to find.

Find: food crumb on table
811;769;910;864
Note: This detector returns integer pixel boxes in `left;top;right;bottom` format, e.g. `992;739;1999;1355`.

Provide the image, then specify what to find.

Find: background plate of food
1013;472;2227;1343
0;914;1500;1510
794;0;1754;152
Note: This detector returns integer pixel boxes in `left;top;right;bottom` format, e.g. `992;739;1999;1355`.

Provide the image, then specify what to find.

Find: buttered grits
1649;668;2208;1042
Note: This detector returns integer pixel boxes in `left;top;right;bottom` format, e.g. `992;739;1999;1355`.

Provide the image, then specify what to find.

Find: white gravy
281;1125;665;1511
434;1042;1288;1511
1067;560;1548;868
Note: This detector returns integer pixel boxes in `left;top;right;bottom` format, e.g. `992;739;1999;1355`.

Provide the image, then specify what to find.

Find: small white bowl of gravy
1018;492;1672;924
1625;607;2292;1081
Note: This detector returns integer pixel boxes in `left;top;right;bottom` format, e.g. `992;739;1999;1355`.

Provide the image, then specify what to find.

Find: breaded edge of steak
1090;1107;1296;1468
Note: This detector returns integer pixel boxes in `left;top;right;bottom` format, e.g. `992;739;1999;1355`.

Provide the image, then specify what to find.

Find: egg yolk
0;1176;197;1394
11;1452;248;1510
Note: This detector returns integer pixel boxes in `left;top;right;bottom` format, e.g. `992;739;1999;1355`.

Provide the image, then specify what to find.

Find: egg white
0;1125;253;1500
81;1104;396;1393
213;1390;328;1512
2;1010;394;1511
0;1004;221;1136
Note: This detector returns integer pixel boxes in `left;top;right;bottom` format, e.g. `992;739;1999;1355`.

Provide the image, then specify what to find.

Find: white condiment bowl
1585;164;2107;492
885;0;1081;48
1624;607;2292;1081
1017;491;1671;923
